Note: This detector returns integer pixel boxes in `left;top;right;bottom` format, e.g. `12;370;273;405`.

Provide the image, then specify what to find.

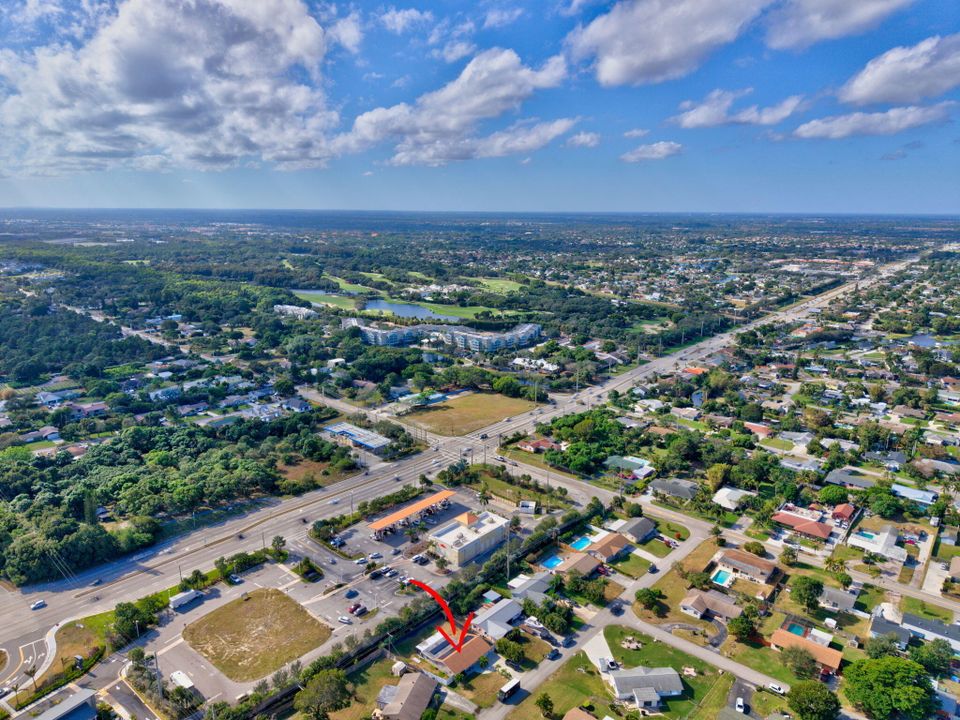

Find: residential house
605;666;684;710
556;553;602;577
415;632;493;683
890;483;938;507
619;517;657;544
649;478;699;502
511;571;552;605
680;589;742;621
831;503;856;526
819;586;858;614
712;487;757;511
588;533;631;563
901;613;960;653
517;437;562;453
376;672;437;720
743;422;773;438
717;549;778;585
868;615;911;651
769;630;842;676
69;402;108;419
771;505;833;541
472;598;523;641
848;524;908;563
824;467;875;490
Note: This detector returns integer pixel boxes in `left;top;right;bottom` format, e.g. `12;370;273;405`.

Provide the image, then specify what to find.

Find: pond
364;299;460;321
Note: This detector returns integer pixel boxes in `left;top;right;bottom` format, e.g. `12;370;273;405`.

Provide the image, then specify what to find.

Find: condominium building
429;511;509;567
342;318;541;351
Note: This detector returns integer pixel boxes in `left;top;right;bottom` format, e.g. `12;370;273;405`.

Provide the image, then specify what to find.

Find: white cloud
839;34;960;106
567;0;771;87
620;141;682;162
566;131;600;147
329;12;363;53
334;48;570;165
433;40;477;63
623;128;649;138
560;0;605;17
483;8;523;28
0;0;339;174
766;0;914;49
793;102;952;139
379;7;433;34
671;88;803;128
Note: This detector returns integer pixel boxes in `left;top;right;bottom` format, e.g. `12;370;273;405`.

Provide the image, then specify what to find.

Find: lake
364;299;460;321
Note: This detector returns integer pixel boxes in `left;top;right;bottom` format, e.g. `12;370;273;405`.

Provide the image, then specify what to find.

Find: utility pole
154;652;163;699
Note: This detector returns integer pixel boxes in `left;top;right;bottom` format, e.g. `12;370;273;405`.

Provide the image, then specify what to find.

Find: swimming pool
542;554;563;570
711;569;731;585
787;623;806;636
571;536;592;551
855;530;876;540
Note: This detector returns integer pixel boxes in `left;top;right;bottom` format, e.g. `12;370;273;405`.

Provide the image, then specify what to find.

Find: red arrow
408;579;475;653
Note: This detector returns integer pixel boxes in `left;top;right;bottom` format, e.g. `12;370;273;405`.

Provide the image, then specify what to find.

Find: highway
0;255;918;711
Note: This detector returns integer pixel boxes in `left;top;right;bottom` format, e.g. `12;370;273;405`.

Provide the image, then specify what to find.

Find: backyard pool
787;623;806;636
855;530;876;540
542;554;563;570
571;536;592;551
711;569;732;585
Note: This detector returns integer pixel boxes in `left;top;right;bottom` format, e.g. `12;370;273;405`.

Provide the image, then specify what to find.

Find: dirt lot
182;588;331;682
404;393;536;436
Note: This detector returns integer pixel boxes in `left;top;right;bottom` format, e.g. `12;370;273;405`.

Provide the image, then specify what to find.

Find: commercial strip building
369;490;455;538
429;510;509;567
342;317;541;351
324;421;392;455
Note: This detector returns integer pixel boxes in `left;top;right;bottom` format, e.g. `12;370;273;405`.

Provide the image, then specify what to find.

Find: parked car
736;697;745;713
767;683;785;695
648;564;658;573
370;552;383;559
354;605;368;616
0;687;11;699
355;557;368;565
562;636;575;647
338;616;352;624
547;649;561;660
344;588;359;599
347;602;361;614
392;547;402;555
229;574;242;584
610;602;624;616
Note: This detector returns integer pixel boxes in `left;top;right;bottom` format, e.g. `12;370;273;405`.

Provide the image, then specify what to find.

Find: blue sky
0;0;957;213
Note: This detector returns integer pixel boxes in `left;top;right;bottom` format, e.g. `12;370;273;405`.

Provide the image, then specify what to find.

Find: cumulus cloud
620;141;682;162
793;102;952;139
839;34;960;106
566;131;600;147
624;128;649;138
433;40;477;63
671;88;803;128
483;8;523;28
0;0;340;174
334;48;571;165
566;0;771;86
329;12;363;53
379;6;433;34
766;0;914;49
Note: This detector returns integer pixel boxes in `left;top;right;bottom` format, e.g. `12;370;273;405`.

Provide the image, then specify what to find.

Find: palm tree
25;665;37;693
477;485;491;508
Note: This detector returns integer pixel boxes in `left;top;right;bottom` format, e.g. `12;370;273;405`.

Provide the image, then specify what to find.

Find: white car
337;616;352;624
328;498;339;505
30;600;46;610
370;552;382;560
767;683;785;695
355;557;368;565
736;697;745;713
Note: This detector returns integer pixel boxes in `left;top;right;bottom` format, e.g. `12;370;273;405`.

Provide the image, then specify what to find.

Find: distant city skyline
0;0;958;213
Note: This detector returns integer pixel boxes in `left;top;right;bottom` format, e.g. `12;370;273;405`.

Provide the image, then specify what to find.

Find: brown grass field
404;392;536;436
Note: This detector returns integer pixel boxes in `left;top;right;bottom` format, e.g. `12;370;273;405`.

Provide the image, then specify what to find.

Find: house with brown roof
517;438;561;453
588;533;631;562
679;590;742;621
556;553;601;577
717;549;778;585
415;632;493;682
770;629;842;675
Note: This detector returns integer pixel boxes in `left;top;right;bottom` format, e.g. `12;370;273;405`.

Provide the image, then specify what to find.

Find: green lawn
689;672;734;720
611;552;651;579
760;437;794;451
933;538;960;562
508;652;618;720
380;297;508;320
475;277;525;293
640;535;673;558
724;638;802;686
901;596;954;623
324;274;376;293
293;291;356;309
854;584;886;613
329;658;397;720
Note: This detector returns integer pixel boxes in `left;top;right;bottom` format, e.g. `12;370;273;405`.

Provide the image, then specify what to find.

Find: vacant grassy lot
405;393;537;436
183;588;331;682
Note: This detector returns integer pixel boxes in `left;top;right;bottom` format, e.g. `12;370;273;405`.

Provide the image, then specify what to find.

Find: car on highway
337;616;352;624
30;600;46;610
394;475;402;481
344;588;358;598
479;433;488;439
328;498;339;505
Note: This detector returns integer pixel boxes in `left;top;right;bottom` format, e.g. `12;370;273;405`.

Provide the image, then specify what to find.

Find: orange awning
369;490;456;531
